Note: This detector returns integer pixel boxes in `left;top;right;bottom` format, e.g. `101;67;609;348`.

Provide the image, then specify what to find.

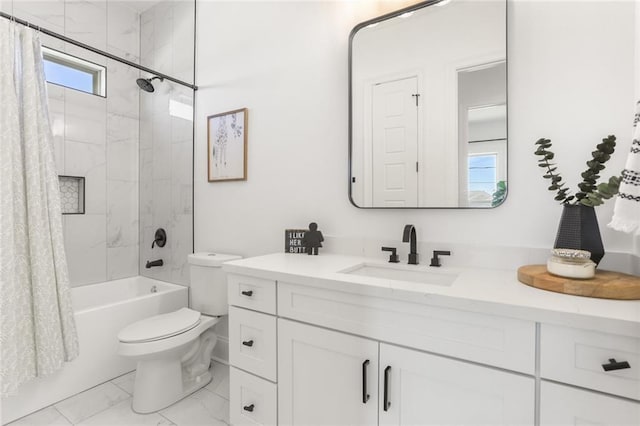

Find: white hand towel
608;100;640;234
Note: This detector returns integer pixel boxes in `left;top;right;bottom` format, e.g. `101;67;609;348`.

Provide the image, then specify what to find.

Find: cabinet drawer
228;274;277;315
278;282;536;374
229;306;277;381
540;324;640;400
541;381;640;425
230;367;277;426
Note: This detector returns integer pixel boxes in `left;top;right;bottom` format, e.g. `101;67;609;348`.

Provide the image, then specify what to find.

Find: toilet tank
188;253;242;316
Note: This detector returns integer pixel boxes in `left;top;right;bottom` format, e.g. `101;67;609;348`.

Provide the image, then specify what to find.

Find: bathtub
1;276;187;424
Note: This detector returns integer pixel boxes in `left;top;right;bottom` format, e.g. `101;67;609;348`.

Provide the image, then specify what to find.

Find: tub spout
145;259;163;268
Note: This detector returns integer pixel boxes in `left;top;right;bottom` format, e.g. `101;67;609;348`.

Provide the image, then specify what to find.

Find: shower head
136;76;164;93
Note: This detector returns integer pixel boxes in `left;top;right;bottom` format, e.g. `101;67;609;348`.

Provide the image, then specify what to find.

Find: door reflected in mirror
349;0;507;208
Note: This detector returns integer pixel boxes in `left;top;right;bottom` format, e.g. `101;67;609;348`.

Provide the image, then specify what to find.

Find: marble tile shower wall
139;1;194;286
0;0;142;286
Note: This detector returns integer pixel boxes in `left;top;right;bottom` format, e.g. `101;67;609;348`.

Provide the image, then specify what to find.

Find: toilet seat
118;308;201;343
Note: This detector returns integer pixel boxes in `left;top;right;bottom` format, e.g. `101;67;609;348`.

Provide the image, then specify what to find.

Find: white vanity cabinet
225;254;640;426
228;272;536;425
277;318;534;426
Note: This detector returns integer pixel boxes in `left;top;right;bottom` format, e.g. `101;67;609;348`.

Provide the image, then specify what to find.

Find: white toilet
117;252;241;413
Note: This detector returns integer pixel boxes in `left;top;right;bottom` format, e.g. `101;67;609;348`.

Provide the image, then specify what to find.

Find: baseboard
211;335;229;364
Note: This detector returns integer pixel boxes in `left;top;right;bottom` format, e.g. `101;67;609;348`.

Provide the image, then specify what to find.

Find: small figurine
302;222;324;255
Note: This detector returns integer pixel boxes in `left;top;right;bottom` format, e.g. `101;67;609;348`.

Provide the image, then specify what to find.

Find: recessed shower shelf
58;175;85;215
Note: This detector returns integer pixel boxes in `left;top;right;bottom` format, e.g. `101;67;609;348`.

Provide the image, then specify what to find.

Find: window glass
468;154;497;206
42;47;105;96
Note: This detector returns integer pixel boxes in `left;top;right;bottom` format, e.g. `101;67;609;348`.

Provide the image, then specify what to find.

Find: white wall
194;1;637;263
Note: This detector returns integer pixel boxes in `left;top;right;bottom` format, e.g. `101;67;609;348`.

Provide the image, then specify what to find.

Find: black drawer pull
241;290;253;297
242;340;254;347
362;360;370;404
383;366;391;412
602;358;631;371
243;404;255;412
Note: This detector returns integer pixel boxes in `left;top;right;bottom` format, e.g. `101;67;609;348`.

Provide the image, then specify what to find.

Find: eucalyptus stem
534;135;621;206
534;138;574;204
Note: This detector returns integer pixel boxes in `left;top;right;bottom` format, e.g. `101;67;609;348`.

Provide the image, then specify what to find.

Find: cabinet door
379;343;534;426
278;318;379;426
541;381;640;426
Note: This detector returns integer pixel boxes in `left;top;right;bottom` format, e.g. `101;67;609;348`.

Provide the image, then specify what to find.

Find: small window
42;47;106;96
467;153;497;207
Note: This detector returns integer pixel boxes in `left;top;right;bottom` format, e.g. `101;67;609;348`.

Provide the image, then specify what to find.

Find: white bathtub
1;276;187;424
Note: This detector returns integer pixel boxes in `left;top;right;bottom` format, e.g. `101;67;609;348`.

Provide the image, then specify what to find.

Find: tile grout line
67;395;133;426
53;406;74;426
157;412;175;425
110;380;133;396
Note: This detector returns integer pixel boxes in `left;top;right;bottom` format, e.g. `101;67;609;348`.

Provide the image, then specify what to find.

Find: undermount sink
339;263;458;286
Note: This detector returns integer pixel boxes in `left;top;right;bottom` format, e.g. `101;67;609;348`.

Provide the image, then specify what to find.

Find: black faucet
145;259;163;269
381;246;400;263
430;250;451;267
402;225;419;265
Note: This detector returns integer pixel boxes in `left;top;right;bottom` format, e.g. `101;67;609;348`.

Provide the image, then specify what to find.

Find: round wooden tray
517;265;640;300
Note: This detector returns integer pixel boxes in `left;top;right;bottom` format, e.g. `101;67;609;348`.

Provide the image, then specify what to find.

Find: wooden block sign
285;229;307;254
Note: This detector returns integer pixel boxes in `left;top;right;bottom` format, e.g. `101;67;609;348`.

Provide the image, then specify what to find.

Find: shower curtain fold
0;19;79;396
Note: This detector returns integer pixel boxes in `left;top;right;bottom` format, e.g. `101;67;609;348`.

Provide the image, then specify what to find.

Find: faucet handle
381;247;400;263
429;250;451;267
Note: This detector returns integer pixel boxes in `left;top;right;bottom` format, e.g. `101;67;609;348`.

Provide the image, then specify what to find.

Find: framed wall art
207;108;248;182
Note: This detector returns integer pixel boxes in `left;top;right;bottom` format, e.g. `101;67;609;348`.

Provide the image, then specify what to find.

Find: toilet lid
118;308;201;343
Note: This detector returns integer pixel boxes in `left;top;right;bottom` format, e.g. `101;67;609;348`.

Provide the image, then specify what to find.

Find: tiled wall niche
59;176;85;214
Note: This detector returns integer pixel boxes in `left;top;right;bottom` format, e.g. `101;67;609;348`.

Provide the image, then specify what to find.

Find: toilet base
129;328;219;414
131;357;213;414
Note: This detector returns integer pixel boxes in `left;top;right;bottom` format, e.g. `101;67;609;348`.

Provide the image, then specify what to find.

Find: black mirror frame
347;0;508;209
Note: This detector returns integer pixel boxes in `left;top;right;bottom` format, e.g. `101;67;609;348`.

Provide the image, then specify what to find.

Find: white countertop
223;253;640;336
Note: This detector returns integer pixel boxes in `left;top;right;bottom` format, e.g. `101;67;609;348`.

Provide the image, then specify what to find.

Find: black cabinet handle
243;404;255;412
383;366;391;412
242;340;254;347
602;358;631;371
362;360;370;403
241;290;253;297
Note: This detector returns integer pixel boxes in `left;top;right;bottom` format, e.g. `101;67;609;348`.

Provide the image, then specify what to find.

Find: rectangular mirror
349;0;507;208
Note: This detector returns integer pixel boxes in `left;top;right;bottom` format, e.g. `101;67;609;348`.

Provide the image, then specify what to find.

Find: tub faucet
145;259;163;269
402;224;419;265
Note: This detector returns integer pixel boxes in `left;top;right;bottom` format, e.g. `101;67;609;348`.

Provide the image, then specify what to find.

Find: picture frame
207;108;248;182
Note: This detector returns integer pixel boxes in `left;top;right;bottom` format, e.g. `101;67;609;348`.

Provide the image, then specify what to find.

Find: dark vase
554;204;605;265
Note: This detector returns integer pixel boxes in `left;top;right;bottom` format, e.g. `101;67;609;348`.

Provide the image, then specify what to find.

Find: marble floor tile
160;388;229;426
8;406;71;426
76;399;174;426
110;371;136;395
205;362;230;400
10;364;231;426
54;382;130;424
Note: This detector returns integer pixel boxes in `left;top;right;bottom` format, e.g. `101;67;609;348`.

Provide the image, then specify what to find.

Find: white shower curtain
0;19;79;396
